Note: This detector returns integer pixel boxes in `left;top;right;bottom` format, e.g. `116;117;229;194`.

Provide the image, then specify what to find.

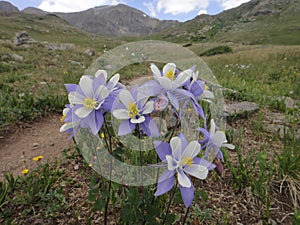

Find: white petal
75;107;93;118
68;92;85;105
181;141;200;159
79;76;94;97
177;169;191;188
192;71;199;81
107;73;120;90
113;109;130;119
130;115;145;124
166;155;178;171
95;85;109;101
222;143;235;149
210;119;216;135
184;165;208;180
174;68;192;87
119;90;135;107
211;131;226;148
137;92;149;107
170;137;182;161
157;77;173;91
63;108;70;115
151;63;161;79
142;101;154;114
60;123;74;132
95;70;108;79
162;63;176;76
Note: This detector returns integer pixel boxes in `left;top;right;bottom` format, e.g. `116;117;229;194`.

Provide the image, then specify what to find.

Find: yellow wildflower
100;132;105;139
22;169;29;175
33;155;44;161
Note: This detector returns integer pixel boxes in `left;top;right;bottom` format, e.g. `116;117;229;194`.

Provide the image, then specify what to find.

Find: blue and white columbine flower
139;63;193;111
154;134;215;207
64;70;122;135
199;119;235;162
180;70;214;119
112;86;159;137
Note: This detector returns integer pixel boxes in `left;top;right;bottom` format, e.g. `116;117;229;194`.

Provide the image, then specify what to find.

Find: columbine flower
60;104;81;138
154;134;215;207
139;63;193;111
199;119;235;166
22;169;29;175
33;156;44;161
112;86;159;137
180;71;214;119
64;70;122;135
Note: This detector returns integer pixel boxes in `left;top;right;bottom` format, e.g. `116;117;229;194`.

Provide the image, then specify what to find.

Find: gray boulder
12;31;37;46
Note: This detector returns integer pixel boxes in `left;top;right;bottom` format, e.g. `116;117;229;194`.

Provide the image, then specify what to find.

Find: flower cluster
60;70;122;137
60;62;234;208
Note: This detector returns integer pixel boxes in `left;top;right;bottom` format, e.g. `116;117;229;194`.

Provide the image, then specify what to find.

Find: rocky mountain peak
0;1;19;12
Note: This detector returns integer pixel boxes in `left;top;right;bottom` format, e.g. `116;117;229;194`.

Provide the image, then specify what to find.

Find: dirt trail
0;114;73;180
0;77;151;181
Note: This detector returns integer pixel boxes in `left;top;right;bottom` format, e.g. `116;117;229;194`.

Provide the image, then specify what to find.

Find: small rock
12;31;37;46
224;101;259;120
44;43;74;51
32;143;39;150
11;53;24;62
74;164;79;170
284;97;294;109
68;60;81;66
83;49;95;56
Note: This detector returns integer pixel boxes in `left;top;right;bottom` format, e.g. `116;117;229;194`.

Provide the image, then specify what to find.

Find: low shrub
200;45;233;56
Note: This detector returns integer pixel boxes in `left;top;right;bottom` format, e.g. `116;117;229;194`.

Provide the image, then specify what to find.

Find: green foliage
293;208;300;225
200;45;233;56
202;45;300;110
0;163;67;222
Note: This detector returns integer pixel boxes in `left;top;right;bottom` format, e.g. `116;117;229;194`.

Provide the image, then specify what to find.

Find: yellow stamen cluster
60;114;66;122
128;103;139;118
165;70;175;80
205;84;209;91
180;157;193;167
33;155;44;161
83;97;97;109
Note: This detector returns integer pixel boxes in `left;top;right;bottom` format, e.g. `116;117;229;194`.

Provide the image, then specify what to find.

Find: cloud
143;1;157;17
198;9;208;15
156;0;209;15
38;0;123;12
215;0;251;10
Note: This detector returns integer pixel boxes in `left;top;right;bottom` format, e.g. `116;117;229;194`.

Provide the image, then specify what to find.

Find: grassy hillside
147;0;300;45
0;12;119;127
0;8;300;225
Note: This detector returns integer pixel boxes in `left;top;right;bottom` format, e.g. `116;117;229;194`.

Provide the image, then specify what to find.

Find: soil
0;108;296;224
0;113;73;180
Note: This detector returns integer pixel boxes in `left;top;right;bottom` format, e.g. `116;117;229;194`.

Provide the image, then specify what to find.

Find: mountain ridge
0;0;299;45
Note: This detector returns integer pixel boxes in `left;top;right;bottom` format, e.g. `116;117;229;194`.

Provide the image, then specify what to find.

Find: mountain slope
0;12;114;48
151;0;300;45
0;1;19;12
23;4;179;37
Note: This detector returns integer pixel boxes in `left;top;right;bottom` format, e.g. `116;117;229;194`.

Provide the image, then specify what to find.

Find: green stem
104;118;113;225
163;180;178;224
137;125;146;225
182;206;190;225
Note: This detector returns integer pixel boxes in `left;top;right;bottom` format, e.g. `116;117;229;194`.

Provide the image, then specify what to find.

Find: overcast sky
6;0;251;22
